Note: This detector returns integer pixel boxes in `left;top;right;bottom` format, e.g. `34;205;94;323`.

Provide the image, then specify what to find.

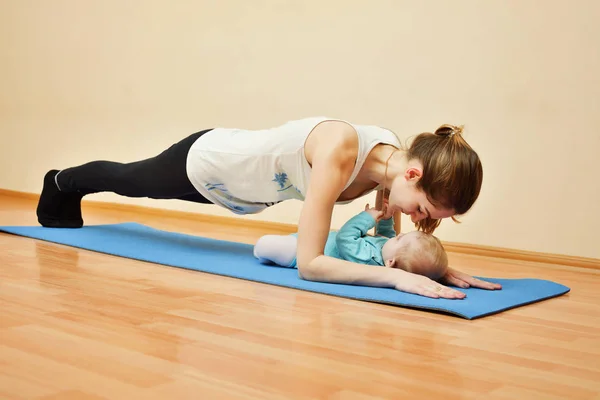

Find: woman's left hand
439;267;502;290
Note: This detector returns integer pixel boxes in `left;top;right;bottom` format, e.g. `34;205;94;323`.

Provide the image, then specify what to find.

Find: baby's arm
375;216;396;238
335;209;381;265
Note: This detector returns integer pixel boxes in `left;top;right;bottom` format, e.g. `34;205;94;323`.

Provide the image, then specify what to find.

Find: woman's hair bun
435;124;464;138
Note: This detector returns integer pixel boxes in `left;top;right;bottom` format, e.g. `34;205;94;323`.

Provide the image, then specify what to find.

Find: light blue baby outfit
288;211;397;267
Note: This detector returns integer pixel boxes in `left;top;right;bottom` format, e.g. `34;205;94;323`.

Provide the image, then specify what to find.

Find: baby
254;204;448;280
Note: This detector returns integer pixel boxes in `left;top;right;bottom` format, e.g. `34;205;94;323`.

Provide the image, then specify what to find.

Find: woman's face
386;167;455;222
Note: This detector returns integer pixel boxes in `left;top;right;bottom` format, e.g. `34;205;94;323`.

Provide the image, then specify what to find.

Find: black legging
56;129;213;204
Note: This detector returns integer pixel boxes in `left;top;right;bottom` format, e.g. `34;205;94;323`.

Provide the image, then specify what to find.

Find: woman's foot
36;170;84;228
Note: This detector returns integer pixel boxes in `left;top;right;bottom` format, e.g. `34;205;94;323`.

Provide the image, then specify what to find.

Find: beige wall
1;0;599;259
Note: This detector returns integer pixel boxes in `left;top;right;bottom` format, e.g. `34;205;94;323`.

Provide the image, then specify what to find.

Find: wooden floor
1;194;599;400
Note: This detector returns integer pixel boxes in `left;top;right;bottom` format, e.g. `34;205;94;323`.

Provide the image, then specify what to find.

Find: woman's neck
363;144;407;190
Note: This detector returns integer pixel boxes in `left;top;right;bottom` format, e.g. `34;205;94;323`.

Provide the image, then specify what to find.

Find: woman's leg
37;129;213;228
253;235;298;268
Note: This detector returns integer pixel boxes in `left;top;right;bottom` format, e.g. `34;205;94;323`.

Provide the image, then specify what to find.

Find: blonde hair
394;232;448;280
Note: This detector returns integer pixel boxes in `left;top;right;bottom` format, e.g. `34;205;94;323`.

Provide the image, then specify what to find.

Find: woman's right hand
394;269;466;299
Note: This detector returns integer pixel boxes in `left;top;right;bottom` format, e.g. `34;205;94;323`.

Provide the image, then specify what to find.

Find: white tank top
185;117;401;214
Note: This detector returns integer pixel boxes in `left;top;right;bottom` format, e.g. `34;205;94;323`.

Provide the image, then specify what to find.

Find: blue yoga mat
0;222;570;319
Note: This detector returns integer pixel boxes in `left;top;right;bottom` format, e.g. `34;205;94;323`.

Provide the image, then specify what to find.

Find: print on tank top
272;172;303;199
204;170;304;214
204;183;246;213
273;172;291;191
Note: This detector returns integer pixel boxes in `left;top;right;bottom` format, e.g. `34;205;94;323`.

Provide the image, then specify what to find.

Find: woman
36;117;501;299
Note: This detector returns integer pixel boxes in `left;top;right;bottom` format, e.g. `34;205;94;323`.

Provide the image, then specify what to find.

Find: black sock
36;170;84;228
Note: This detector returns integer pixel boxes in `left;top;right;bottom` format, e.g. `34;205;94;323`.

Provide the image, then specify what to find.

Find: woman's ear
404;167;423;182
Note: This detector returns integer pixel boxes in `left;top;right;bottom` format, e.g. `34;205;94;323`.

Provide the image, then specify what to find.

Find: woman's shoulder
304;119;360;163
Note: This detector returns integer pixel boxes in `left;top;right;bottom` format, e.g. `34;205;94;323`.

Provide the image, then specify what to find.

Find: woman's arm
296;123;465;299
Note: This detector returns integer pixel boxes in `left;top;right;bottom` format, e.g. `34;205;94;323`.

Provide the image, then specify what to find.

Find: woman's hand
394;269;466;299
439;267;502;290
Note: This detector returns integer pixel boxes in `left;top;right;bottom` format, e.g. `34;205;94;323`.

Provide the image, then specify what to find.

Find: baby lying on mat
254;204;448;280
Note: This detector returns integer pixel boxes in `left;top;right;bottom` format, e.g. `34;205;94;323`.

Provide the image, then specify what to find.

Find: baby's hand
364;204;384;222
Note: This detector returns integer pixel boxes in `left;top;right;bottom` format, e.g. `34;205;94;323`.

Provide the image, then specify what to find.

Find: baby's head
381;231;448;280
